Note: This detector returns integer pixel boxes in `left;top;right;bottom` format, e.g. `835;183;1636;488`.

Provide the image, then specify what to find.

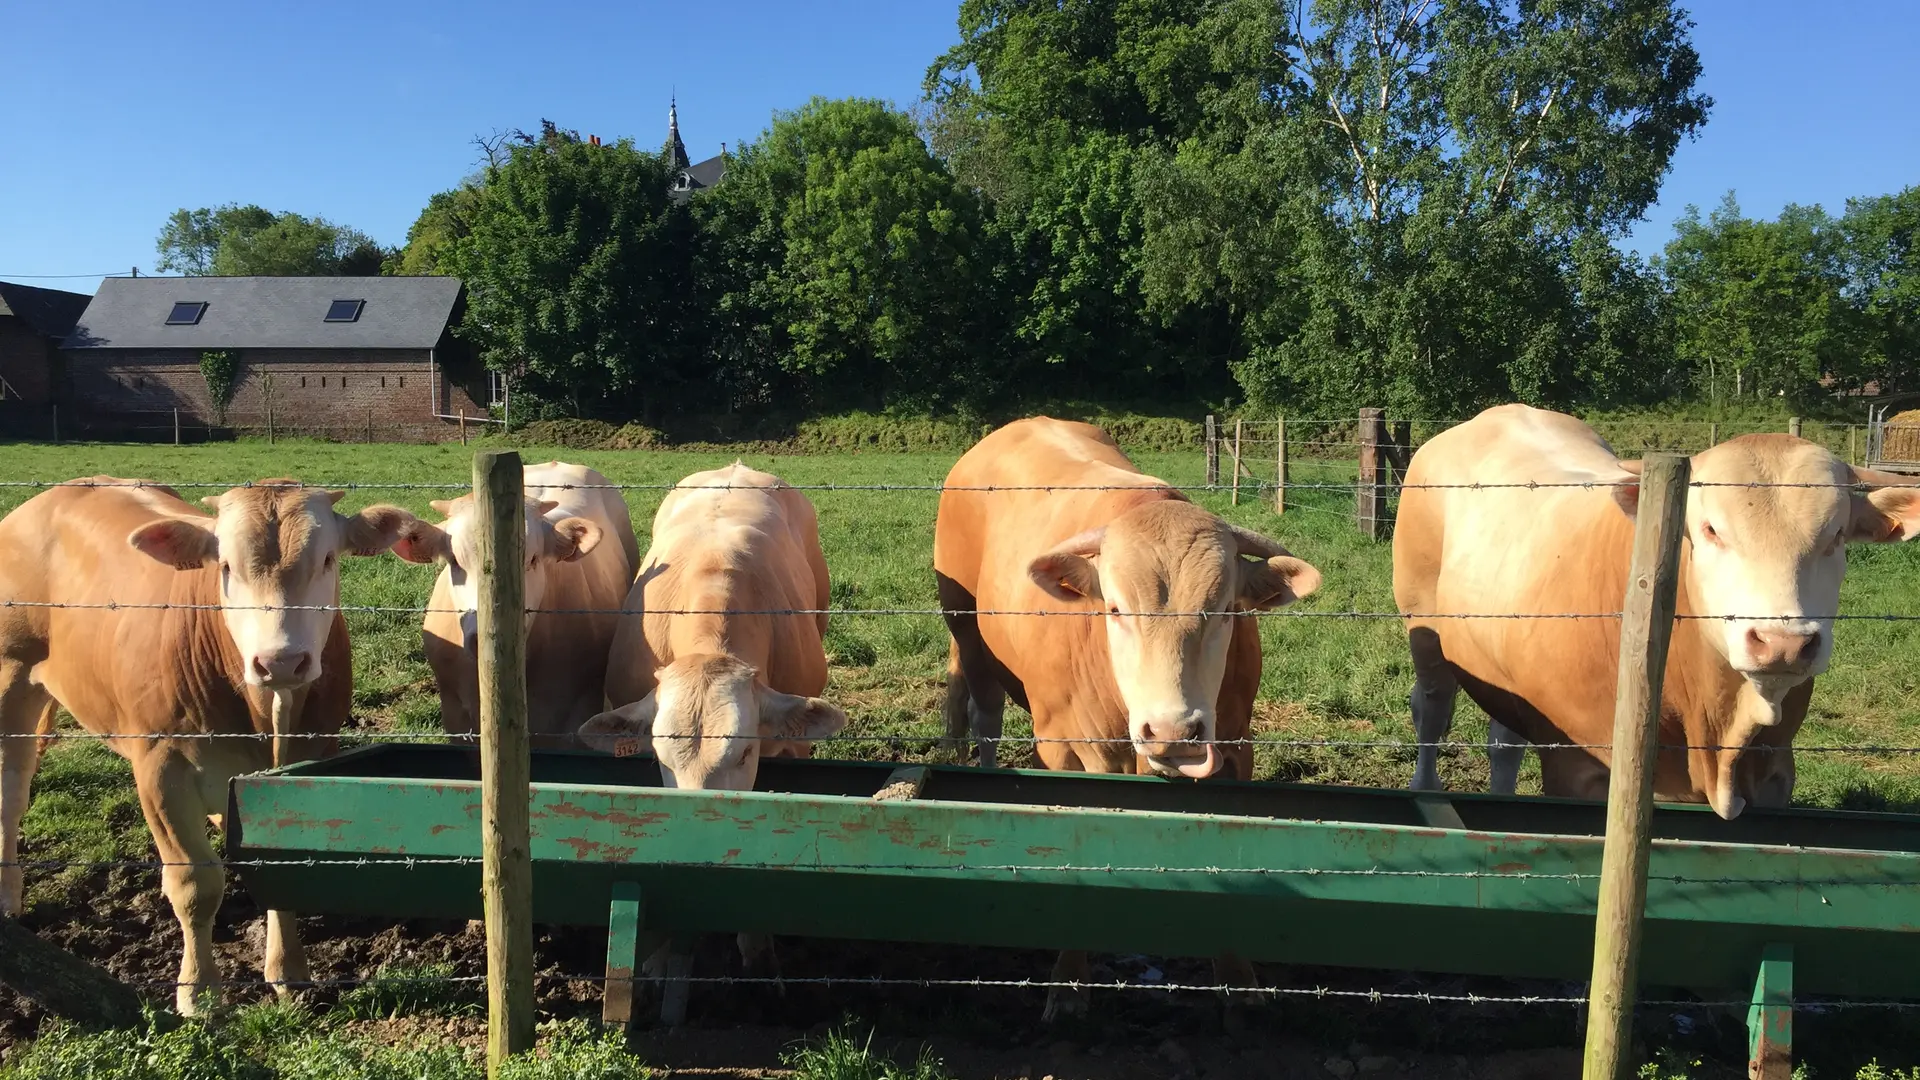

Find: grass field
6;435;1920;1077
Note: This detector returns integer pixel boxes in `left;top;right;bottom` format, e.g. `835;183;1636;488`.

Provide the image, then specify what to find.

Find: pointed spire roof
667;94;690;170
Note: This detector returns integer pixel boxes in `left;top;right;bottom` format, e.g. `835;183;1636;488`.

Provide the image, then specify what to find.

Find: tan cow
0;477;409;1014
1395;404;1920;817
393;461;638;748
577;462;845;1023
578;462;845;787
933;417;1321;1019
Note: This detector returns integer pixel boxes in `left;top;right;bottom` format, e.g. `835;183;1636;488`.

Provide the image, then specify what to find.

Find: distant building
0;281;90;404
61;276;488;439
666;97;726;202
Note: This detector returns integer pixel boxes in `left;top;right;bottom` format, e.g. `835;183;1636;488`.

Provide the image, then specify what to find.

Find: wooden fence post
1788;417;1802;439
1849;425;1858;466
1274;417;1288;516
1708;422;1718;448
1357;408;1386;541
1582;453;1690;1080
173;409;180;446
474;450;534;1073
1230;418;1244;506
1204;415;1219;487
459;408;469;446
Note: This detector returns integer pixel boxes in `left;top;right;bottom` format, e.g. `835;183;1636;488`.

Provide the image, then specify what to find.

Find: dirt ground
2;855;1760;1078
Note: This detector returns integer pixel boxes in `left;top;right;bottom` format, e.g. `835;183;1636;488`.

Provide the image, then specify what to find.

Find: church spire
666;94;690;170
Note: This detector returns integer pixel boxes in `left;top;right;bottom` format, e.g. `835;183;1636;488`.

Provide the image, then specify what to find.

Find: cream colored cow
1395;404;1920;817
0;477;409;1013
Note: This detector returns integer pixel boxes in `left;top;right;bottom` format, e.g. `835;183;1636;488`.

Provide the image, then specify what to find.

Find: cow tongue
1174;742;1222;779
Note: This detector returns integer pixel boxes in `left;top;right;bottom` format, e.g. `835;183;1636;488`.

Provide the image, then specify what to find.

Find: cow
577;462;847;1022
1394;404;1920;817
393;461;639;749
0;477;410;1014
933;417;1322;1020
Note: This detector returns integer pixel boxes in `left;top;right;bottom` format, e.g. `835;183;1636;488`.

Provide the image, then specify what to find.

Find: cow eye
1107;604;1121;617
1700;522;1719;545
219;562;231;591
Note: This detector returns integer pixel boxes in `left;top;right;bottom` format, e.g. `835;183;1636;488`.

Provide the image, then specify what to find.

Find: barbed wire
8;728;1914;754
13;854;1920;889
5;476;1920;493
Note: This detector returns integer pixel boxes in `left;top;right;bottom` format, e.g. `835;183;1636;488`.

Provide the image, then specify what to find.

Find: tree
441;131;700;417
156;204;391;276
387;184;485;276
1663;193;1855;403
1843;186;1920;392
697;97;1000;411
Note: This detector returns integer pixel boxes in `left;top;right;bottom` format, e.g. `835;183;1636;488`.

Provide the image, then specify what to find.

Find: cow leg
137;748;223;1015
937;573;1009;768
736;932;784;996
1407;633;1458;791
264;909;310;998
1487;721;1527;796
1213;951;1261;1033
1043;949;1092;1021
0;664;52;917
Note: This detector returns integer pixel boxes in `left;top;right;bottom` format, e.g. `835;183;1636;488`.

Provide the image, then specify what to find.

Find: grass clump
333;963;479;1022
782;1028;950;1080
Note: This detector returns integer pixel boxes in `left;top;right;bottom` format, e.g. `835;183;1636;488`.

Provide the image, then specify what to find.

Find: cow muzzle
1135;714;1224;779
248;650;317;688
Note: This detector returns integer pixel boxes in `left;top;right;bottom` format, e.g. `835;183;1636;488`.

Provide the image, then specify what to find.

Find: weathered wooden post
1274;417;1287;516
1708;422;1718;448
1357;408;1386;541
1230;418;1244;506
459;408;469;446
1582;453;1689;1080
1849;425;1858;466
173;408;181;446
264;374;276;445
1788;416;1802;439
473;450;534;1073
1204;414;1219;486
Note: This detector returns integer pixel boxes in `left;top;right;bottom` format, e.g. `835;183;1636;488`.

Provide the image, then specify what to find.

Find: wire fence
5;421;1920;1062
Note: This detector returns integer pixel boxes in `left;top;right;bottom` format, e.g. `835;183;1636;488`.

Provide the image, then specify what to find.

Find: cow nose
1137;713;1208;758
1744;628;1820;672
250;651;314;686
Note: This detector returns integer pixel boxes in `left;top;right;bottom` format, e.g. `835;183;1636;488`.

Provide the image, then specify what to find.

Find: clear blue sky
1;0;1913;293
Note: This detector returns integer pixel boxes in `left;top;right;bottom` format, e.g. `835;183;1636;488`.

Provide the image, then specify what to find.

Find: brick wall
63;347;487;441
0;320;56;402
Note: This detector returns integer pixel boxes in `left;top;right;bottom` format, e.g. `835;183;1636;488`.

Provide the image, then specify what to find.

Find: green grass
781;1028;953;1080
0;1007;641;1080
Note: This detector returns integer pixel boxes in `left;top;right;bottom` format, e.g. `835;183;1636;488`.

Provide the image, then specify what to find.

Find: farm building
0;280;90;404
61;275;490;440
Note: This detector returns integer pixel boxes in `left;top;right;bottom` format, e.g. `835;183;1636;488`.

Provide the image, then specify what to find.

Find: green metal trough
228;744;1920;1065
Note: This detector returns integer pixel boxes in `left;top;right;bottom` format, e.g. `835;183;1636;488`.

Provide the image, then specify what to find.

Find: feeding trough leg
1747;944;1792;1080
601;882;644;1031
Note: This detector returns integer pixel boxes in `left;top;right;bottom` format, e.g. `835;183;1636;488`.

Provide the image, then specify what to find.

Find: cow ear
547;517;602;563
1239;555;1321;610
1612;460;1645;517
428;499;456;518
1846;469;1920;542
758;689;848;755
578;695;659;757
1028;527;1106;601
1029;552;1102;601
199;494;224;512
342;505;413;557
128;519;218;570
533;500;560;518
393;519;451;564
325;490;348;506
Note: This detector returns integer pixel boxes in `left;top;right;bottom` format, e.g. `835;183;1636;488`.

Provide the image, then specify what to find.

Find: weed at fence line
781;1027;953;1080
333;963;480;1022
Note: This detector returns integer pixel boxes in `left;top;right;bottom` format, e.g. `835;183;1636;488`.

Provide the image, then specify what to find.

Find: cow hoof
1041;986;1089;1022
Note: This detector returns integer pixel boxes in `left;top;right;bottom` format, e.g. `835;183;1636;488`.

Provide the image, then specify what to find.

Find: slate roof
64;276;462;351
0;281;91;340
670;154;728;203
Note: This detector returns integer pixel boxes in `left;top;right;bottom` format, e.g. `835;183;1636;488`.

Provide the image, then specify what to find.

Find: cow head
577;654;847;790
1613;437;1920;817
1026;499;1321;779
391;494;603;651
126;481;411;689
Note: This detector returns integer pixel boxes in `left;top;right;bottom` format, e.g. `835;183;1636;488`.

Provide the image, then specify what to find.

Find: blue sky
0;0;1913;293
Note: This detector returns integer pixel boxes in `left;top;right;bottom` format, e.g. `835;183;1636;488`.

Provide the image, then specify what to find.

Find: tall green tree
1844;186;1920;392
441;130;700;417
698;97;999;411
1663;193;1856;403
156;204;390;276
387;184;485;276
